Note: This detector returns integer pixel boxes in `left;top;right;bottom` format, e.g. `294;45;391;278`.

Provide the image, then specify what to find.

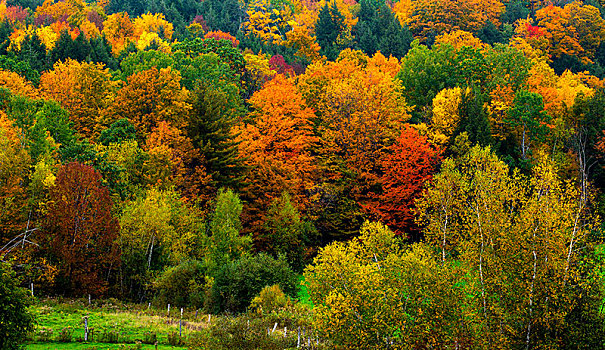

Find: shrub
98;328;120;343
167;331;185;346
56;327;73;342
186;316;297;350
249;284;290;315
249;285;313;329
35;327;53;342
0;262;34;350
153;260;209;309
210;253;299;313
141;331;157;344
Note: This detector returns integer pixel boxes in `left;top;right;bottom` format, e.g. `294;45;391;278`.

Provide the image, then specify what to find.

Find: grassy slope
27;299;209;349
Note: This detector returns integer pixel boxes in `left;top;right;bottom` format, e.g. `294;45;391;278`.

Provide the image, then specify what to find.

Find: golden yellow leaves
417;87;465;146
243;0;293;44
407;0;505;40
299;50;410;175
435;30;488;51
40;59;118;138
0;69;38;99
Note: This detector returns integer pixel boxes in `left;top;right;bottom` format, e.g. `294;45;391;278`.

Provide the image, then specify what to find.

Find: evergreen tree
354;0;412;58
89;36;119;71
16;33;49;74
455;89;493;148
200;0;243;35
189;85;246;190
50;31;92;64
0;21;12;55
316;2;346;60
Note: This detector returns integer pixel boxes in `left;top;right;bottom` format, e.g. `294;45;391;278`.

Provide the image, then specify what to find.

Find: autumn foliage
365;126;443;239
43;162;119;296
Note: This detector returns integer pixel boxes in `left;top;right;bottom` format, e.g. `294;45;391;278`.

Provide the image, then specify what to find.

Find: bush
210;253;299;313
168;331;185;346
153;260;209;309
0;262;34;350
249;285;313;329
98;328;120;343
35;327;53;342
141;331;157;344
56;327;73;342
250;285;290;315
186;316;297;350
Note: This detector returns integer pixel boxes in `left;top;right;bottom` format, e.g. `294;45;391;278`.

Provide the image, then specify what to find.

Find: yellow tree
533;2;605;64
0;69;38;98
144;121;211;203
298;50;410;186
408;0;505;39
435;30;488;50
104;67;190;140
417;87;465;146
305;221;478;348
284;6;321;62
0;112;31;244
39;59;118;138
102;12;135;55
243;0;293;44
417;146;601;347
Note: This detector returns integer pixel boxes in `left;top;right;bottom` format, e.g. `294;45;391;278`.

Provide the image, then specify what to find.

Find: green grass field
27;344;184;350
26;276;315;349
26;299;208;350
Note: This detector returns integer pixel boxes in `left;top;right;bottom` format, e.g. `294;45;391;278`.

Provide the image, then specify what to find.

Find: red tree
365;126;443;240
44;162;119;296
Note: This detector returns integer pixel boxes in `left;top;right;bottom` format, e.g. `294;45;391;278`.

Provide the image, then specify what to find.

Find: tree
0;111;30;245
119;187;204;299
0;262;34;350
315;2;347;60
365;126;443;240
505;89;551;160
39;59;117;138
211;253;298;314
533;2;605;64
143;121;211;202
43;162;119;296
236;74;317;236
189;84;245;191
206;188;251;272
416;145;602;348
408;0;505;40
199;0;244;35
396;41;458;120
305;221;477;348
353;0;412;58
263;192;318;272
104;67;191;140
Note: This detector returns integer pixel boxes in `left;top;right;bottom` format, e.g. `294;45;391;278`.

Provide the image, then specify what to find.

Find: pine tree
189;84;246;190
316;2;346;60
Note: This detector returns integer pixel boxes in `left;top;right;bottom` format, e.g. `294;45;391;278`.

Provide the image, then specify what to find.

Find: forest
2;0;605;348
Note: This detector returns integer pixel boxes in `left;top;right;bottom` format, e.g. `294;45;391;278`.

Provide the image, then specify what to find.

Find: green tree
505;90;551;160
188;84;245;190
211;253;298;313
0;262;34;350
354;0;412;58
207;188;251;272
264;192;318;272
316;2;347;60
119;187;204;299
